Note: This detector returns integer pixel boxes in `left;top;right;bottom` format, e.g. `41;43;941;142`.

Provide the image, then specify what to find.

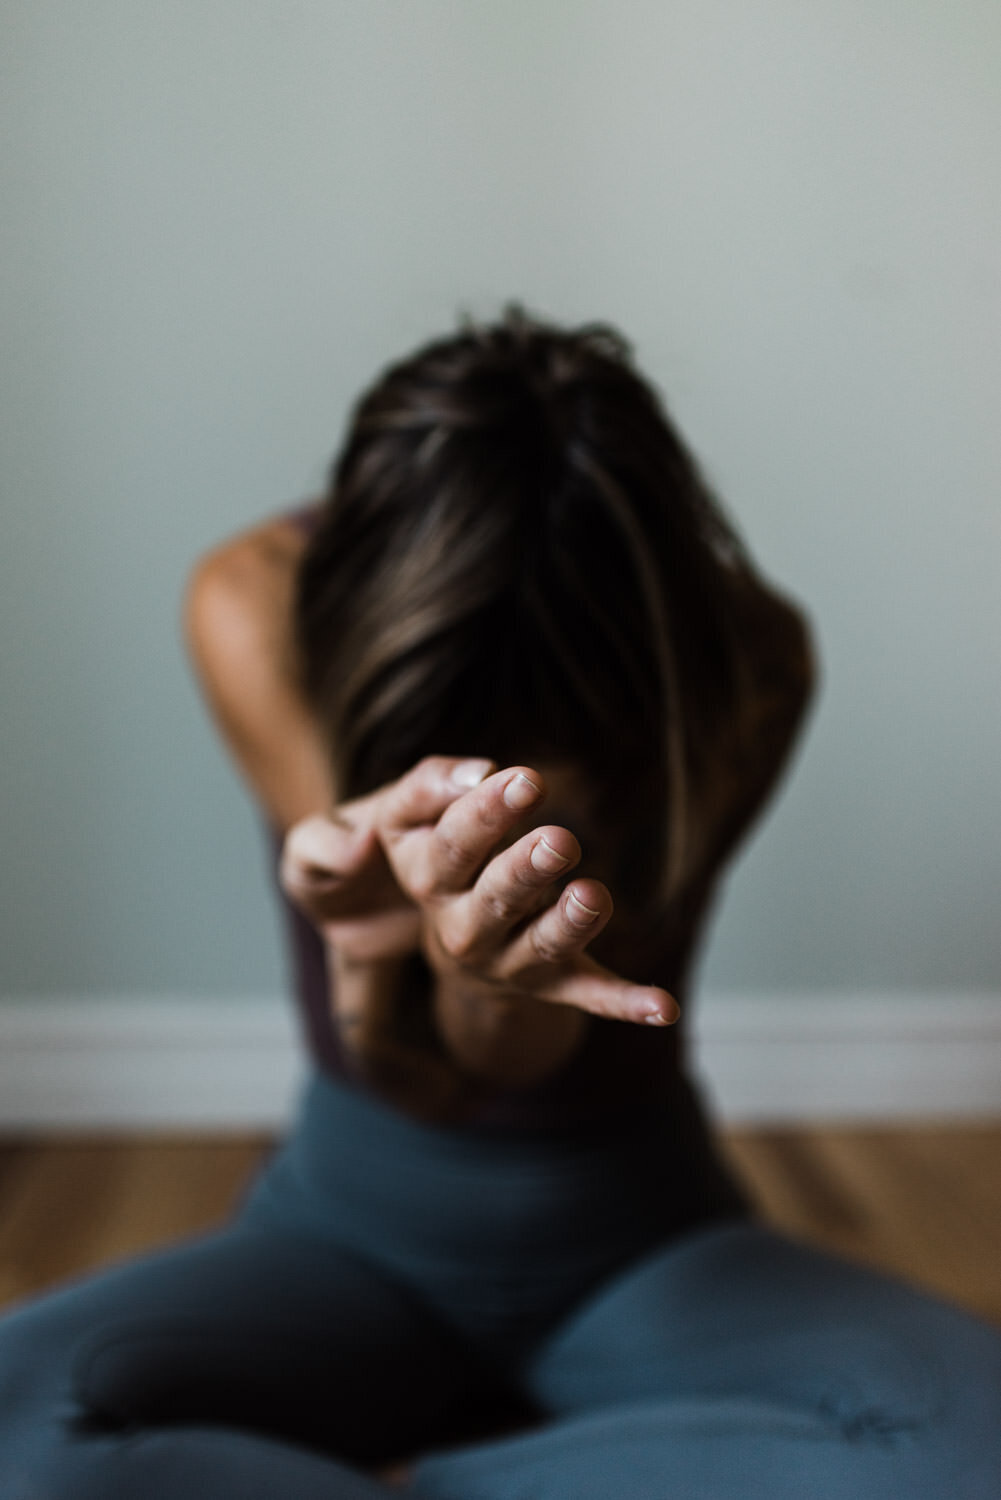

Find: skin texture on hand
280;810;420;963
279;755;679;1108
378;758;679;1028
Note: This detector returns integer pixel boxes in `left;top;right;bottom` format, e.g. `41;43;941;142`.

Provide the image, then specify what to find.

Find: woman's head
296;308;751;905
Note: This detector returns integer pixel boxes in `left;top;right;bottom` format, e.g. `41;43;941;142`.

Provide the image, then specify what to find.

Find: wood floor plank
723;1124;1001;1326
1;1127;999;1329
0;1138;270;1310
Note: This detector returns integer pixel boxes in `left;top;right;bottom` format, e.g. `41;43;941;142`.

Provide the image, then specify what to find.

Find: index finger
376;755;496;835
385;764;548;900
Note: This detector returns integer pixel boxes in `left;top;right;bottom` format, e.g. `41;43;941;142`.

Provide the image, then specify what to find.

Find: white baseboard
0;998;306;1133
692;992;1001;1124
0;992;998;1132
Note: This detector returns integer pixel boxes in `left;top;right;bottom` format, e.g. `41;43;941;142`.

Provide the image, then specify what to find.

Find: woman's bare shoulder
187;509;317;620
183;505;333;828
185;504;328;671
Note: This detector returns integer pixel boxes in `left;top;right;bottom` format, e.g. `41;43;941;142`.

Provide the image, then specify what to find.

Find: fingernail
452;758;493;789
566;889;601;926
503;772;543;810
642;996;680;1025
530;836;570;874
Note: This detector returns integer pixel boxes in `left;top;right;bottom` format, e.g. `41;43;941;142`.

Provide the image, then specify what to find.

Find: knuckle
437;921;477;964
528;924;568;967
386;757;440;819
481;887;525;927
434;827;477;873
282;816;333;867
406;864;436;903
416;754;449;783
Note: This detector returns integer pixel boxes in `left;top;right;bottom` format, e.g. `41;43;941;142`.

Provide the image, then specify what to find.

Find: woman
1;310;999;1497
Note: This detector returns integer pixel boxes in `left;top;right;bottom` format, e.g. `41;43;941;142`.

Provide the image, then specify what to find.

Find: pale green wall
1;0;998;1001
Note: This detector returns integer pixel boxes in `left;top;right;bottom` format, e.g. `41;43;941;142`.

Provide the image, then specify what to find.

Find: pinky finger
544;966;681;1027
500;882;680;1027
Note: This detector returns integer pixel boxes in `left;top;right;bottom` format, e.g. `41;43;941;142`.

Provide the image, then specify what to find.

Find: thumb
280;814;380;913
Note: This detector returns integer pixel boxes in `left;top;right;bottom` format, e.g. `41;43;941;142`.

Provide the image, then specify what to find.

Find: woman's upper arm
183;518;334;832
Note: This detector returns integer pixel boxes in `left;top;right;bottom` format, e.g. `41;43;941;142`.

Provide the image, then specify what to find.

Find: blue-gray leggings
2;1072;1000;1498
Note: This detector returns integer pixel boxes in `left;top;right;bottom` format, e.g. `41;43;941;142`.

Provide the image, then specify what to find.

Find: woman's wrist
325;946;474;1118
431;972;588;1090
326;940;586;1100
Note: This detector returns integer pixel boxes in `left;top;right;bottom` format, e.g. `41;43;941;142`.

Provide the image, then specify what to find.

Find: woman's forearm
326;948;473;1119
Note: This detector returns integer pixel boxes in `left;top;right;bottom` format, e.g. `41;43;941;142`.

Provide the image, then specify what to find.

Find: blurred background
1;0;999;1129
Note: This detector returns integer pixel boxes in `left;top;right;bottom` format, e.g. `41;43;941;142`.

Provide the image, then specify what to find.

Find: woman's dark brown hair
295;307;757;907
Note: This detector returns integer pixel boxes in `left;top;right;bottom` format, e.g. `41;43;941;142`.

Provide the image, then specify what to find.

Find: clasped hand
281;756;678;1029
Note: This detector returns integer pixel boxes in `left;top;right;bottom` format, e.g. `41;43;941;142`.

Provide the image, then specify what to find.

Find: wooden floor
1;1125;999;1327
